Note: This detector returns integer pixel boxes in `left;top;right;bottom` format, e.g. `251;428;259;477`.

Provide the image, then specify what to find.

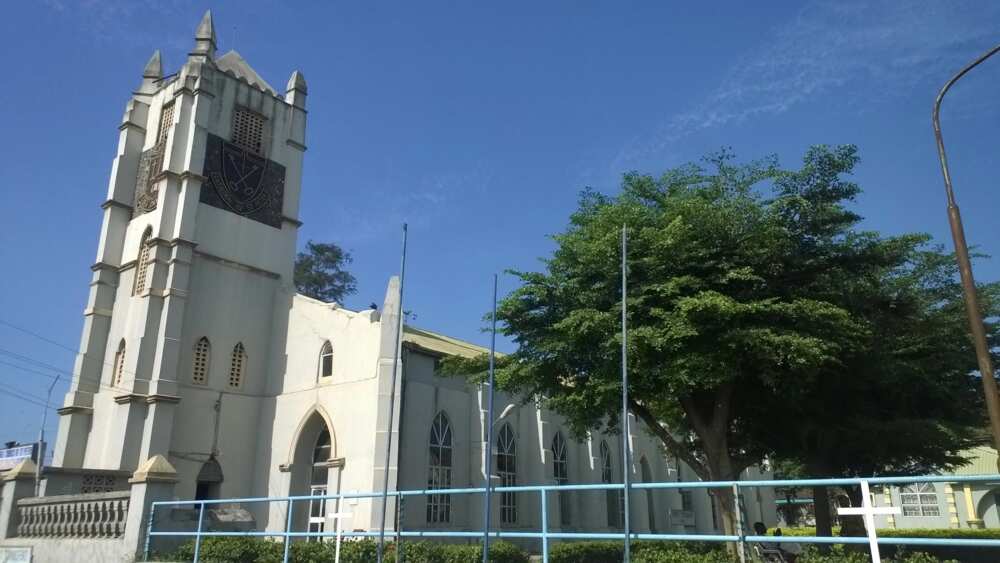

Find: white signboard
0;546;32;563
0;445;35;471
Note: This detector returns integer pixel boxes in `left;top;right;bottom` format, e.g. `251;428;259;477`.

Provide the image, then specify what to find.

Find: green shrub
798;546;957;563
162;537;527;563
780;526;1000;540
549;541;730;563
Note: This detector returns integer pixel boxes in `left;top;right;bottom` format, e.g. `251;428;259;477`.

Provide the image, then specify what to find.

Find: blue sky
1;1;1000;446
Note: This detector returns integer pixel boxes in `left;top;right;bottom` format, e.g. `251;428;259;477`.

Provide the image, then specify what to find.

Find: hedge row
159;537;528;563
548;541;957;563
780;526;1000;540
156;536;971;563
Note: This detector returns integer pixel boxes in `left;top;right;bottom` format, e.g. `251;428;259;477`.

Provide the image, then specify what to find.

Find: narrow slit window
113;340;126;386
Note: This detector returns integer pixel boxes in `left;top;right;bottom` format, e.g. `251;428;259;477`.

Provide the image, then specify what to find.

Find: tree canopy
444;145;997;535
294;240;357;303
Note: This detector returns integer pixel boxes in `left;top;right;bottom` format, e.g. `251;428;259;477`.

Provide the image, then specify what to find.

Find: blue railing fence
144;474;1000;563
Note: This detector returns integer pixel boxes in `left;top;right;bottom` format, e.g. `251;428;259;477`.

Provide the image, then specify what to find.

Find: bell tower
53;11;309;492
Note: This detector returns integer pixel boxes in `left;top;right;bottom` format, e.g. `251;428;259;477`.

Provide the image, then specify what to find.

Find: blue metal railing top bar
145;473;1000;563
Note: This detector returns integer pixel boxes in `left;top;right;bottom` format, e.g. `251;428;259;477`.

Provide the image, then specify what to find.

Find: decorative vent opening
229;342;246;388
157;103;174;146
231;106;266;154
113;340;126;386
132;228;153;296
193;337;211;385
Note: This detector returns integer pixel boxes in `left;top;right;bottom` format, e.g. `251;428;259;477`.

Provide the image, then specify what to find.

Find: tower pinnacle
142;50;162;80
192;10;217;58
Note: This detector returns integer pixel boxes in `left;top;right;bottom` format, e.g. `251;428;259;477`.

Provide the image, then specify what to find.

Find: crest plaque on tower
200;133;285;228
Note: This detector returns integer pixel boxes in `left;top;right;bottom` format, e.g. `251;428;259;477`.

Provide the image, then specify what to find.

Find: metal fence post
732;483;746;563
193;501;206;563
283;498;294;563
540;489;549;563
142;503;155;562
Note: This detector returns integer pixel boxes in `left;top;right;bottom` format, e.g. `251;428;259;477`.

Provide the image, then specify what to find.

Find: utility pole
35;376;59;496
932;41;1000;470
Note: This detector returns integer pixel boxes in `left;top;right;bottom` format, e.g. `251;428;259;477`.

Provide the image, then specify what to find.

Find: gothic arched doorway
290;410;339;536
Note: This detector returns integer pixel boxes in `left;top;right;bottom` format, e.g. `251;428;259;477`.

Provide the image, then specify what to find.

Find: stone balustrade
16;491;131;538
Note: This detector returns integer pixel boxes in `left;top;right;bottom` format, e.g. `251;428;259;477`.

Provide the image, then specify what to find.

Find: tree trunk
813;485;832;537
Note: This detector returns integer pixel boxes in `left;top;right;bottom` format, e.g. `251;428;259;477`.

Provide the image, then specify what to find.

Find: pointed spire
286;70;307;95
142;50;162;80
285;70;308;109
192;10;217;57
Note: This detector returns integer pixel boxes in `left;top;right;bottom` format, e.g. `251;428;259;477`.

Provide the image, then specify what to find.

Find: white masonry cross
836;480;901;563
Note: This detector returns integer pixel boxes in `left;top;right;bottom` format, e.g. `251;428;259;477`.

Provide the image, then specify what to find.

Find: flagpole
482;274;499;563
377;223;408;563
621;224;632;561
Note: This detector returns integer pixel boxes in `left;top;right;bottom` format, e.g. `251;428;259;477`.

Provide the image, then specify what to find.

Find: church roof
403;325;491;359
215;50;277;96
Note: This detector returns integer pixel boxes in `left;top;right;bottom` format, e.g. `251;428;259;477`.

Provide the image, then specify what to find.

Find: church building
1;13;775;560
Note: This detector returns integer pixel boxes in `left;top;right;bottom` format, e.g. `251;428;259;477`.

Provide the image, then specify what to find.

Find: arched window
497;423;517;524
900;483;940;516
112;339;126;386
640;456;657;532
192;337;210;385
552;432;570;526
195;457;223;500
600;441;623;528
427;412;453;523
229;342;246;388
133;228;153;296
309;429;332;538
318;340;333;379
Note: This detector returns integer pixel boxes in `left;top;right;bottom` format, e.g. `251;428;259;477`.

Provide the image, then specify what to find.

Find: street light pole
932;41;1000;468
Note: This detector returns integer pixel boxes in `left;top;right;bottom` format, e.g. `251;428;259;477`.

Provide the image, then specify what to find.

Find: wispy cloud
615;0;1000;169
320;162;495;246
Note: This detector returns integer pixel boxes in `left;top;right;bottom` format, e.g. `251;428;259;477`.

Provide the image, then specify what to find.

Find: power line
0;386;54;410
0;348;129;395
0;318;144;388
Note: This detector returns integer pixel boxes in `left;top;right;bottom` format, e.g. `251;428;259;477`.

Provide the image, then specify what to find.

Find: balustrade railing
17;491;130;538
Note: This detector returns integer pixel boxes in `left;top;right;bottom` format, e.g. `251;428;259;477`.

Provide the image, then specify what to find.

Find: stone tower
53;10;308;495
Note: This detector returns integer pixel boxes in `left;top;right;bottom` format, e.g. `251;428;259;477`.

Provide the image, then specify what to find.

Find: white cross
836;480;900;563
327;511;353;563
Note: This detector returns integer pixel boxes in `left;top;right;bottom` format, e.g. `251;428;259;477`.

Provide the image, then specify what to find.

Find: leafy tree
755;246;997;536
294;240;357;303
444;145;993;540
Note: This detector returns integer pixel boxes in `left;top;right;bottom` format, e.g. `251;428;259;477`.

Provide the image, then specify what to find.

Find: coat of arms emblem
201;133;285;228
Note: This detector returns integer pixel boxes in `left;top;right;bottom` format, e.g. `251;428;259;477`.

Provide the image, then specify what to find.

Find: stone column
962;483;984;529
0;460;38;539
944;484;960;529
124;455;179;559
883;486;897;529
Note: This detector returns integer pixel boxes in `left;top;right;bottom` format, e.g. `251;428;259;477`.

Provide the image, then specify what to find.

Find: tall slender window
192;337;210;385
229;342;246;388
318;340;333;379
156;103;174;146
552;432;570;526
497;423;517;524
640;456;657;532
309;429;332;539
600;441;623;528
112;339;126;386
132;228;153;296
427;412;453;523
